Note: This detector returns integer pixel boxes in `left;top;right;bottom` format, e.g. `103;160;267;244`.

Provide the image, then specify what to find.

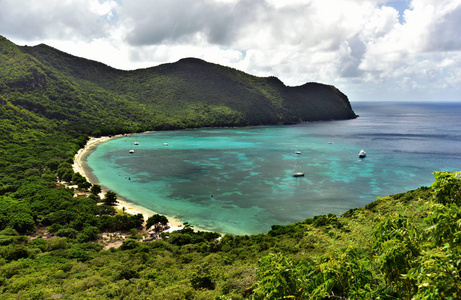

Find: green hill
2;36;356;134
1;36;458;299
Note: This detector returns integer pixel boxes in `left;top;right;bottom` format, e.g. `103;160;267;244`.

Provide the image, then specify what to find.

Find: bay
84;102;461;235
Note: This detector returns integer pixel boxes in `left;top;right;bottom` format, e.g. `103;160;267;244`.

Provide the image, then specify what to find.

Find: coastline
72;135;184;229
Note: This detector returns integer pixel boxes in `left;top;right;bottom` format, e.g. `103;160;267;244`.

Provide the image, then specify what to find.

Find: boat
292;155;304;177
359;149;366;158
129;148;134;154
293;143;304;176
134;141;139;145
163;142;168;146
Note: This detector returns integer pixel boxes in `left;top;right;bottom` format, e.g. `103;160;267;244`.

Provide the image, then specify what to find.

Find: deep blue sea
84;102;461;235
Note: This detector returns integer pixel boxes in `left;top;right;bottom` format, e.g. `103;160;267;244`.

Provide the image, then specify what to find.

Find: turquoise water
84;102;461;235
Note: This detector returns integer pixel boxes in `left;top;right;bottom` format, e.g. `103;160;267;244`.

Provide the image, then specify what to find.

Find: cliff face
285;82;356;122
0;36;356;134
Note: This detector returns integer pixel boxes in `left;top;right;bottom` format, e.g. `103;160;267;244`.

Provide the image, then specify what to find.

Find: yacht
359;149;366;158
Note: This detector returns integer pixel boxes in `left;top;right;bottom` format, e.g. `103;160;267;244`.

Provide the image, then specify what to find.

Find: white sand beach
72;135;184;229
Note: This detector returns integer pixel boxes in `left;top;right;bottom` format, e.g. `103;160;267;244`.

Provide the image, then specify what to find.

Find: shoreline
72;134;185;229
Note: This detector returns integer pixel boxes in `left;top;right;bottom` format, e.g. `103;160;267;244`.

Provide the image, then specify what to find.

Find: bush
56;228;78;239
117;268;139;280
190;263;216;290
68;247;90;262
120;239;139;250
0;228;19;236
1;244;29;261
76;226;99;243
45;237;68;251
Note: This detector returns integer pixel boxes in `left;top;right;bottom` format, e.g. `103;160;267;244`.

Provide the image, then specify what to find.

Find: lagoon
83;102;461;235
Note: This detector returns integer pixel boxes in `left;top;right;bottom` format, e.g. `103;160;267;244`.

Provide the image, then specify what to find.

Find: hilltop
1;36;356;135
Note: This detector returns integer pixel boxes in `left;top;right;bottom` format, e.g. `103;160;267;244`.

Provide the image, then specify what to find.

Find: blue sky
1;0;460;102
384;0;410;21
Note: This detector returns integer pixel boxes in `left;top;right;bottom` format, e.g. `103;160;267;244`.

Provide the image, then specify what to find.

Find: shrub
56;228;78;239
68;247;90;262
120;239;139;250
117;268;139;280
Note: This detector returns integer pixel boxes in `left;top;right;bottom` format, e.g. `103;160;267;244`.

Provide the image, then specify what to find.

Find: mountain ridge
1;36;356;135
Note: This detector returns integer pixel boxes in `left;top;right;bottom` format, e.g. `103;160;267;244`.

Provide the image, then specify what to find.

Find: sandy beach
72;135;184;229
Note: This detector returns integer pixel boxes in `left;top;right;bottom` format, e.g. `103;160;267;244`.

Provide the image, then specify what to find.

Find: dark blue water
85;102;461;235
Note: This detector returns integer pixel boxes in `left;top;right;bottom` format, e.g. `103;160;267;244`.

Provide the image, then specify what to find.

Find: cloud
0;0;117;41
121;0;260;46
1;0;460;101
423;2;461;51
357;0;461;88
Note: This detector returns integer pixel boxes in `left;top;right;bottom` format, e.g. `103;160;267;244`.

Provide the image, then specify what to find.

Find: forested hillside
2;35;356;135
1;35;459;299
0;173;460;299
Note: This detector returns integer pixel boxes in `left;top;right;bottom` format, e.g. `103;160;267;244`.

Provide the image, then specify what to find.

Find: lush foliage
146;214;169;229
0;172;459;298
102;191;118;206
0;35;459;299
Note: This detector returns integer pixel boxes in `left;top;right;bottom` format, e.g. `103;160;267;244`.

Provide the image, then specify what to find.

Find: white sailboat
292;153;304;177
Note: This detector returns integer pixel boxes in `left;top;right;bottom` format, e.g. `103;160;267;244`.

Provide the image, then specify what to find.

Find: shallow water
84;102;461;235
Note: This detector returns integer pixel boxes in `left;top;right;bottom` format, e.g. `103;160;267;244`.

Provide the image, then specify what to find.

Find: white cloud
1;0;460;101
358;0;461;93
0;0;116;40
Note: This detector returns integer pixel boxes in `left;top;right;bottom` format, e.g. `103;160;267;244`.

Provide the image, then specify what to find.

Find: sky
1;0;460;102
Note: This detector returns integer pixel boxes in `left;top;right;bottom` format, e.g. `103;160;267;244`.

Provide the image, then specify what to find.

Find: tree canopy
146;214;169;229
103;191;118;206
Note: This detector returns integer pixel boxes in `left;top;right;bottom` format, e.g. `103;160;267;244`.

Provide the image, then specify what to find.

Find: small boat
163;142;168;146
359;149;366;158
129;148;134;154
293;145;303;176
134;141;139;145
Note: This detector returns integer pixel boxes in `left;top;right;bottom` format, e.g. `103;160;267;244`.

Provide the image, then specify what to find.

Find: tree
103;191;118;206
190;263;216;290
90;184;102;196
146;214;169;229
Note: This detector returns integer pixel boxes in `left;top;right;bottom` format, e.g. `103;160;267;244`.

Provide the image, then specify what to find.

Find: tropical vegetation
1;35;460;299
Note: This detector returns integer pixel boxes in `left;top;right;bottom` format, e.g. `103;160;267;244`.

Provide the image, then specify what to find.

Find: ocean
83;102;461;235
